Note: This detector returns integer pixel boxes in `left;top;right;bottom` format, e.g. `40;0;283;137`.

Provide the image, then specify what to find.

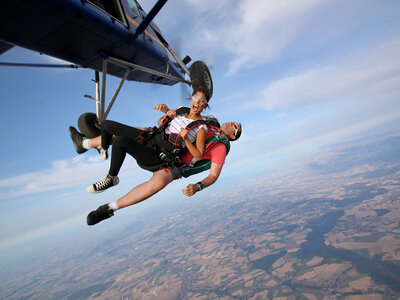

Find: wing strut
132;0;191;77
133;0;168;40
0;62;78;68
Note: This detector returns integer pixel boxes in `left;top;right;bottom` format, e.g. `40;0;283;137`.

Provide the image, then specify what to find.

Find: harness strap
161;115;172;130
184;119;221;132
168;133;184;146
137;107;225;169
186;132;229;168
135;126;158;144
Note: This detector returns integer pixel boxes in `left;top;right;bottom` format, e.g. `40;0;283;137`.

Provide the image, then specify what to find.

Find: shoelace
94;177;112;190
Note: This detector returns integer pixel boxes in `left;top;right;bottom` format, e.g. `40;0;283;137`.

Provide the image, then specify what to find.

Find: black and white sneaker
69;126;87;154
87;204;114;226
96;147;108;160
87;175;119;194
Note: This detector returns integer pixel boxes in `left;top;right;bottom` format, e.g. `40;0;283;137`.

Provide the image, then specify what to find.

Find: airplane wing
0;0;185;85
0;41;14;55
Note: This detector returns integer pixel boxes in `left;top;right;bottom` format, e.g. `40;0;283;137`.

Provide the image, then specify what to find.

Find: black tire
78;112;101;138
189;61;213;100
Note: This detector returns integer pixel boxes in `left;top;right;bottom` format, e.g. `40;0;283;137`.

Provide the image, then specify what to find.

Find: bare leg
88;135;116;149
86;169;174;225
117;169;174;208
89;136;101;148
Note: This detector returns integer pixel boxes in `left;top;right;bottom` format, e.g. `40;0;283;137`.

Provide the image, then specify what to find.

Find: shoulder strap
185;119;221;132
185;128;231;167
176;107;190;115
205;134;230;154
160;107;191;131
173;107;222;130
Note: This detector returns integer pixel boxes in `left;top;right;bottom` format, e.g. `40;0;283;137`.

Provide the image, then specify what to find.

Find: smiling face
190;91;208;115
221;122;241;141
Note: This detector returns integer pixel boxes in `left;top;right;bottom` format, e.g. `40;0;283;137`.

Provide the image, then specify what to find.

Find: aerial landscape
0;1;399;299
1;133;399;299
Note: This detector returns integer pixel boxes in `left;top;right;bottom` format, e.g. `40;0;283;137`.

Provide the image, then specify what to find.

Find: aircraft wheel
190;61;213;99
78;112;101;138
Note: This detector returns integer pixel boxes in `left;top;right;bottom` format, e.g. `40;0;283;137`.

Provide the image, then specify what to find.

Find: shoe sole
87;205;114;225
87;186;103;194
69;126;87;154
87;180;119;194
96;148;108;160
102;150;109;160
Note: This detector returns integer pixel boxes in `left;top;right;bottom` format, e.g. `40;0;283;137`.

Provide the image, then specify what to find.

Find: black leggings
101;120;163;176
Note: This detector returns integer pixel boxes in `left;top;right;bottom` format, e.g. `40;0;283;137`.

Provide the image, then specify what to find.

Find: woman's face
221;122;240;140
190;91;208;114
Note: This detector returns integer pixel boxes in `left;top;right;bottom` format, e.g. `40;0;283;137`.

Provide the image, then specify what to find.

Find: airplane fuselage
0;0;184;84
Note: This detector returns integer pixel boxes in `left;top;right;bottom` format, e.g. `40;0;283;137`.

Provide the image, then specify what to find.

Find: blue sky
0;0;400;264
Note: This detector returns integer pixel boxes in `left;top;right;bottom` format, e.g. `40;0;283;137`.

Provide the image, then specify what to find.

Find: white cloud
226;109;400;176
182;0;333;74
258;38;400;111
176;0;400;78
0;213;85;250
227;0;329;74
0;154;139;199
185;0;230;12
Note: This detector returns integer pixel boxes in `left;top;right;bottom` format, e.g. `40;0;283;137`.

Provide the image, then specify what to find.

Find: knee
101;120;114;131
149;175;171;192
113;136;122;144
149;180;165;193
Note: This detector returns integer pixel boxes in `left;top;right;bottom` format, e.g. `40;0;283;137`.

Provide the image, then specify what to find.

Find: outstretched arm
182;162;223;197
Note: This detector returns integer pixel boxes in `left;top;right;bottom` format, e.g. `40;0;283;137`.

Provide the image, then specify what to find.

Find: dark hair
192;87;210;102
229;123;242;141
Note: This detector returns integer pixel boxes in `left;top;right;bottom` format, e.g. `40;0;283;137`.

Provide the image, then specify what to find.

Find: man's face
221;122;240;140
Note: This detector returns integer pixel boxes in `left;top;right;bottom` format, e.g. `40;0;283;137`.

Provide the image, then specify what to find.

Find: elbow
194;151;204;161
210;174;219;184
194;154;202;161
206;175;218;187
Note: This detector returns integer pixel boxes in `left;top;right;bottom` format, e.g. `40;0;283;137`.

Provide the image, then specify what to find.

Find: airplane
0;0;213;137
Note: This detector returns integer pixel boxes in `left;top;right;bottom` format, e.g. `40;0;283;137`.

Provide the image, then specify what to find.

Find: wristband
196;182;205;192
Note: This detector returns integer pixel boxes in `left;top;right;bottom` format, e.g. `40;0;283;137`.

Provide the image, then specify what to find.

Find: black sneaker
87;175;119;194
69;126;87;154
87;204;113;226
96;147;108;160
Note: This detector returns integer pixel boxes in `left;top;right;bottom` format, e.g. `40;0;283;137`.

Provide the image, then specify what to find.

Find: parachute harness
135;107;229;173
